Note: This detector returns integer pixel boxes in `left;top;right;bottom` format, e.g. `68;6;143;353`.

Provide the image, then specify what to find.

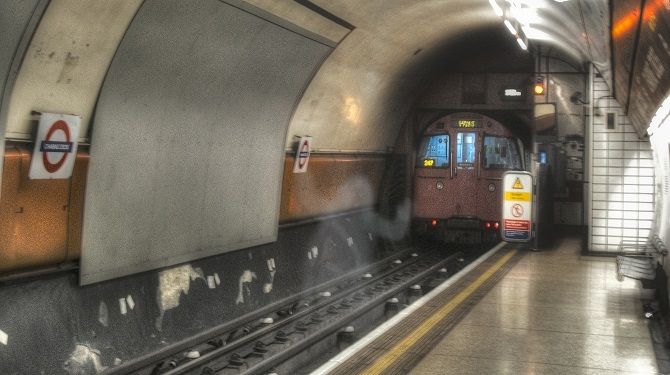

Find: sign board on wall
499;87;527;102
29;113;80;179
293;136;312;173
501;171;534;242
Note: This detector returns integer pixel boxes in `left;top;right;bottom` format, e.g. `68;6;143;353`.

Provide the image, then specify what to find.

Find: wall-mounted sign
292;136;312;173
501;171;533;242
29;113;80;179
499;84;527;102
504;88;523;97
534;103;557;138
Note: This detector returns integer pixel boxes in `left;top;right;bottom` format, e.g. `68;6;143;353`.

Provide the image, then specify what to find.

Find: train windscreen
482;136;522;169
456;132;476;166
417;134;449;167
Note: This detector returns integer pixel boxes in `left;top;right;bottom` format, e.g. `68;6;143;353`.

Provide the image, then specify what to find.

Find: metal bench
616;236;668;282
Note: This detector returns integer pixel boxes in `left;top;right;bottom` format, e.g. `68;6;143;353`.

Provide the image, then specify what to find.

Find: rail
106;246;468;375
104;246;417;375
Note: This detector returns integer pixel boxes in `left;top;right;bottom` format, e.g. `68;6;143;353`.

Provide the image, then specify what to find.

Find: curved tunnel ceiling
285;0;502;153
493;0;610;76
0;0;619;189
285;0;611;152
0;0;612;154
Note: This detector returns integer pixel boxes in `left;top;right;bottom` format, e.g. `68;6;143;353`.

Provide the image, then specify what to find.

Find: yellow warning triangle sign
512;177;524;189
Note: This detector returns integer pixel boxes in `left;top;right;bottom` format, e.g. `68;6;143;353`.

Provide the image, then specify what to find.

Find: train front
413;112;525;245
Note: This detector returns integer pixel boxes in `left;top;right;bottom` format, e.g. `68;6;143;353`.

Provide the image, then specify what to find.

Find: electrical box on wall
607;112;617;129
566;170;583;181
566;157;582;170
565;140;584;158
554;202;583;225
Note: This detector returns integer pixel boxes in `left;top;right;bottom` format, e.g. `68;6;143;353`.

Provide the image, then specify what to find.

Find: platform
313;236;659;375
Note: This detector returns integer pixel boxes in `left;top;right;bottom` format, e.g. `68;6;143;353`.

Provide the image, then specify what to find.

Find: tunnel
1;0;670;374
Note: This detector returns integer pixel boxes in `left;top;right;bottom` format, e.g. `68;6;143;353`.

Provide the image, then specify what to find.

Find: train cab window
417;134;449;168
456;132;476;166
482;135;522;169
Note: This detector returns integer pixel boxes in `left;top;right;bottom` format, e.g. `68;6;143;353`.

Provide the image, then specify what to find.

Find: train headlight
436;181;444;190
488;183;496;192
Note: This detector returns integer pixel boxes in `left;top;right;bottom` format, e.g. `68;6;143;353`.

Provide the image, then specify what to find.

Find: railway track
108;246;473;375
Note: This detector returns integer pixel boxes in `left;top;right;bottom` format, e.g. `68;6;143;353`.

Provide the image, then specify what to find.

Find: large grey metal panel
0;0;41;113
81;0;331;284
0;0;43;191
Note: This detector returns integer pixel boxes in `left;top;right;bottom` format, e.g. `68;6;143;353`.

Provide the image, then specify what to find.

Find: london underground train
413;112;527;244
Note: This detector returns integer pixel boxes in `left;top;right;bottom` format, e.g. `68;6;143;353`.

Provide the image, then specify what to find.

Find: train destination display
454;119;481;128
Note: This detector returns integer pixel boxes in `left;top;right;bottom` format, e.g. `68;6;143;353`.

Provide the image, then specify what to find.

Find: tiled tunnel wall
588;74;655;252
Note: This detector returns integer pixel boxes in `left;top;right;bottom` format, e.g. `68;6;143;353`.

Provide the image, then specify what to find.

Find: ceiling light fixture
489;0;504;17
504;19;517;35
521;26;552;41
516;37;528;50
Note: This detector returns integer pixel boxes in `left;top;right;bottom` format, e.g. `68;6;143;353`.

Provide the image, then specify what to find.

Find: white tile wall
589;75;655;252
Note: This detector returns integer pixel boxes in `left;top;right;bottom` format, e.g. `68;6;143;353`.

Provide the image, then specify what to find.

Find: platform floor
410;236;658;375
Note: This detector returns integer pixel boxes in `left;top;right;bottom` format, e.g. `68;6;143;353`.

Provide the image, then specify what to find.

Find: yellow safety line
360;249;518;375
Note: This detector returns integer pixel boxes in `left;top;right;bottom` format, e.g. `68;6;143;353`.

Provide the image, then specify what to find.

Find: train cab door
450;131;478;217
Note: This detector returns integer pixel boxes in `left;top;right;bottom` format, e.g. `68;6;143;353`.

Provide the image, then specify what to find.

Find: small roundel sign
29;113;81;179
292;136;312;173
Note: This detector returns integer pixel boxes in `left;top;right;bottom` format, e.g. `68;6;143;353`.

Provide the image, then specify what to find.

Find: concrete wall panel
0;0;41;113
3;0;143;141
80;0;331;284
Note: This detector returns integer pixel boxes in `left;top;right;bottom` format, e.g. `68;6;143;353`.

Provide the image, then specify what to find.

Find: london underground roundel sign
29;113;81;179
292;136;312;173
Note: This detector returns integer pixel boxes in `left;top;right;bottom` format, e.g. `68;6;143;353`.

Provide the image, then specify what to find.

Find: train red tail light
494;221;500;230
431;219;438;227
485;222;491;229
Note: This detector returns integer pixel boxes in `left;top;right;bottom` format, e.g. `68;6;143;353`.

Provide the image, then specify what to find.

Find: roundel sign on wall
292;136;312;173
29;113;81;179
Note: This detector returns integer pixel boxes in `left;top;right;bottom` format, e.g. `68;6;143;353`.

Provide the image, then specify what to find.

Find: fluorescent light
504;19;517;35
522;26;553;41
516;37;527;50
509;7;541;25
489;0;503;17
